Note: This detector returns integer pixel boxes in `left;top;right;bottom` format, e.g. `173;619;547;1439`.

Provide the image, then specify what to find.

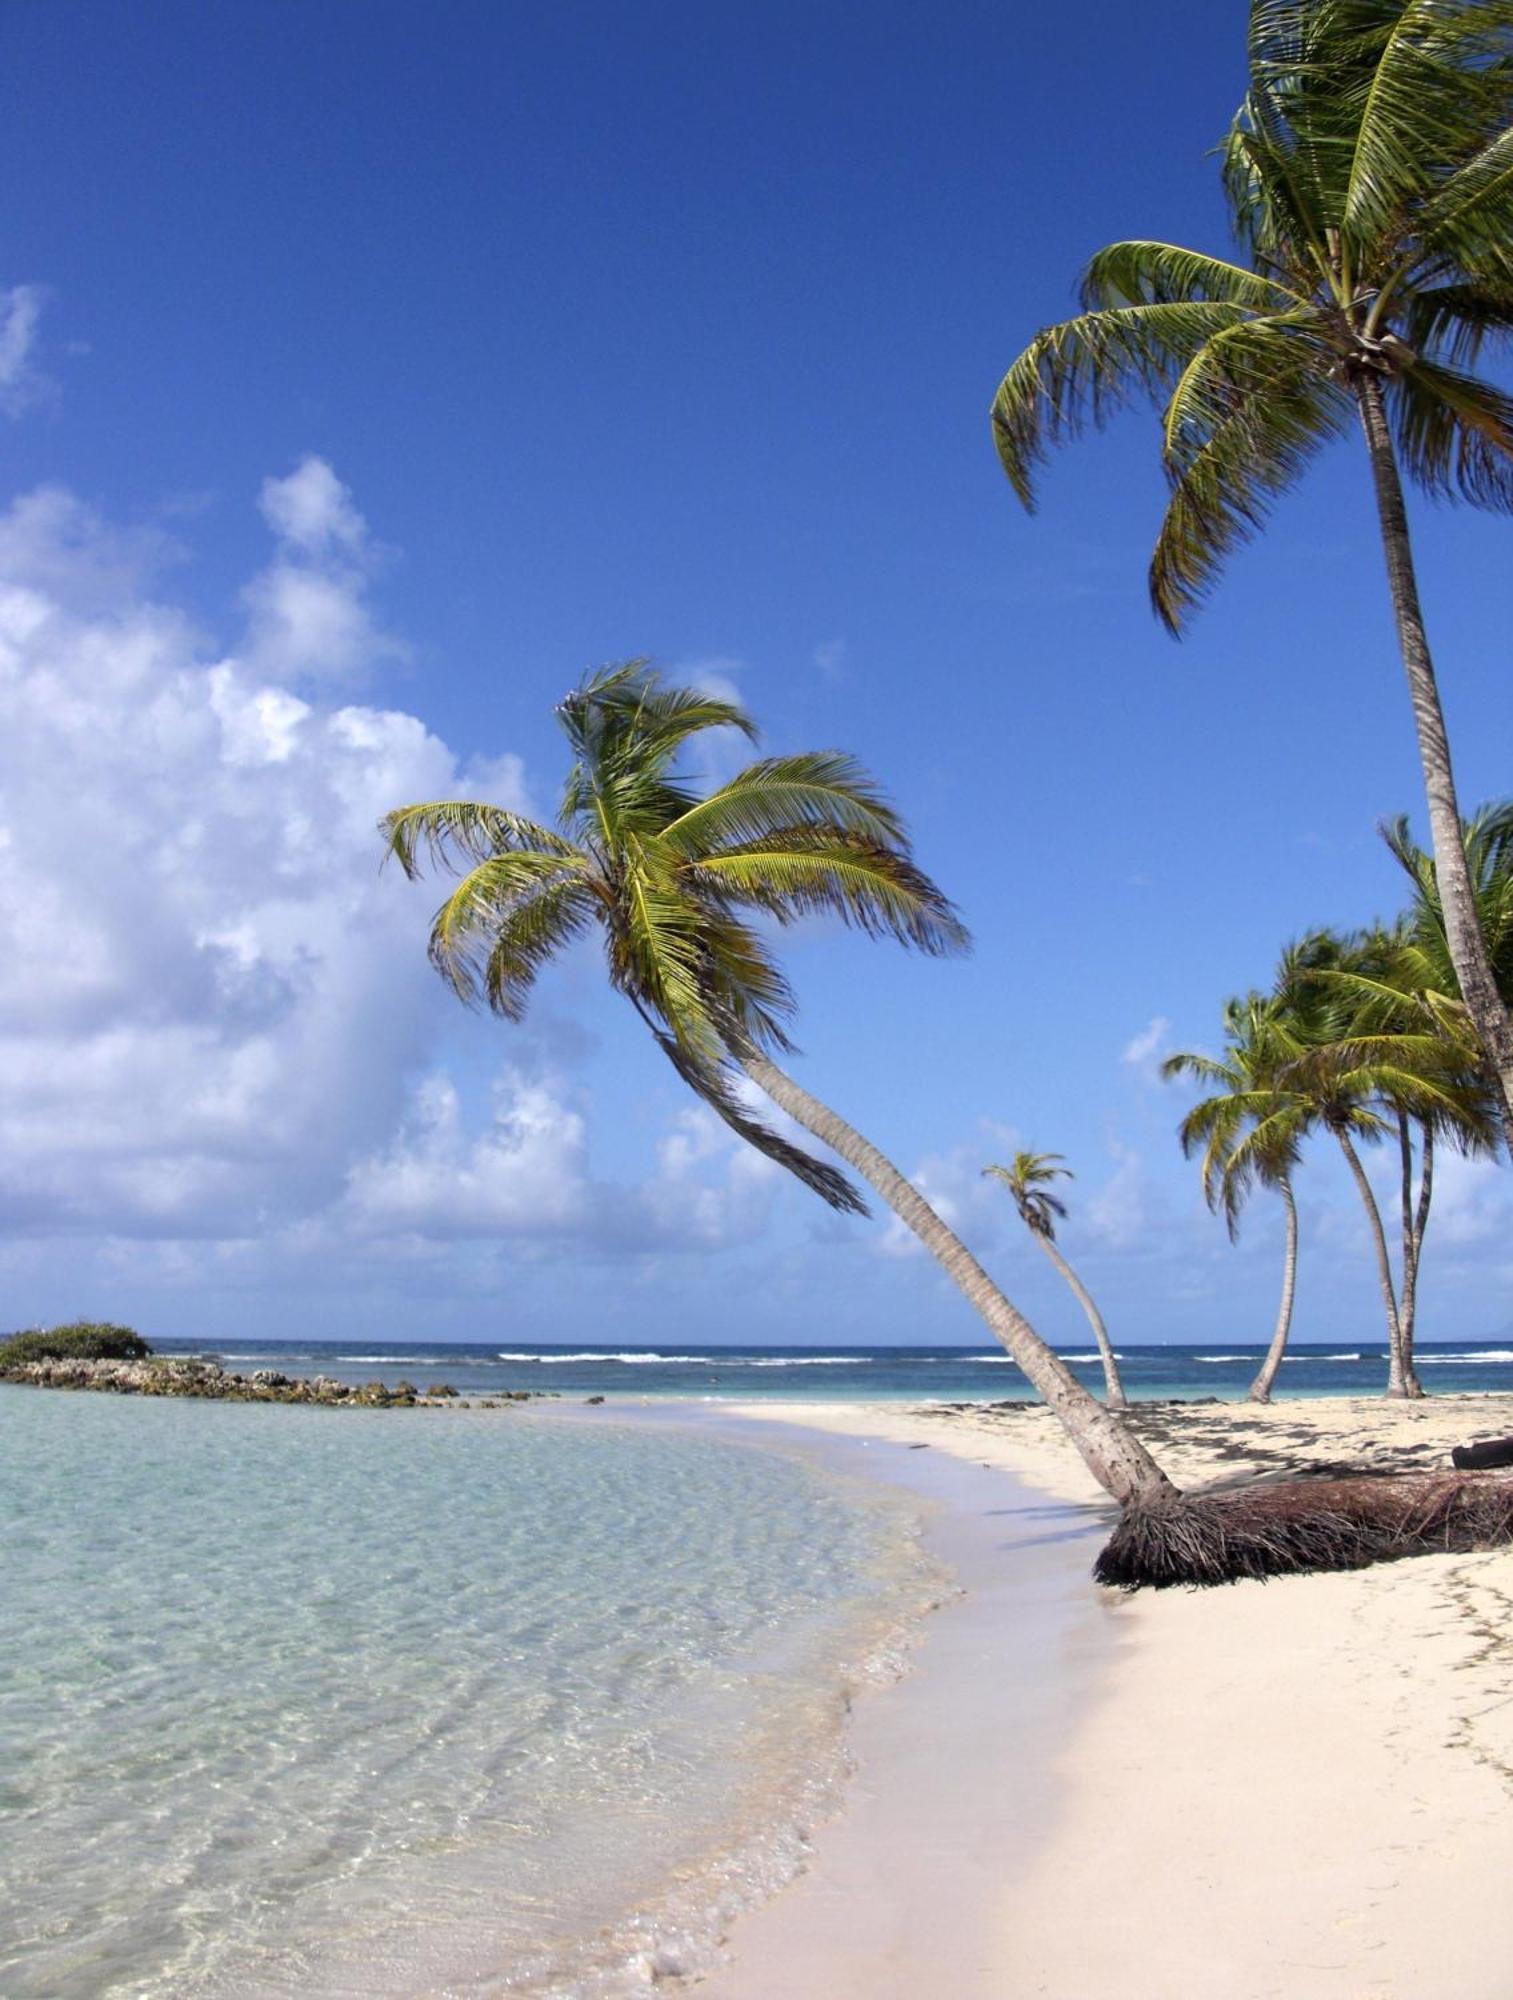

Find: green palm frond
653;1032;868;1214
983;1152;1073;1237
1391;356;1513;507
692;832;970;956
385;661;968;1212
1151;319;1352;626
382;801;579;875
661;752;906;855
991;302;1257;507
424;853;593;1011
993;0;1513;624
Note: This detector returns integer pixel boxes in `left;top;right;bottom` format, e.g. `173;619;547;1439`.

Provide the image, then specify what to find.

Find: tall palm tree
1162;996;1312;1403
991;0;1513;1152
982;1152;1127;1406
383;663;1173;1507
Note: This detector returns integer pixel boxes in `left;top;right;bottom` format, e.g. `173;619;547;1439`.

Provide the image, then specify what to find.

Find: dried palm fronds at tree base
1096;1472;1513;1591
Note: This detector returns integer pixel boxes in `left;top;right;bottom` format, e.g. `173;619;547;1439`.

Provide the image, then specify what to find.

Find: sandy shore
707;1394;1513;1999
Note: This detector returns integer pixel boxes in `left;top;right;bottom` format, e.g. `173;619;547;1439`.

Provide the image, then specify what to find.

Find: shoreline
697;1394;1513;1999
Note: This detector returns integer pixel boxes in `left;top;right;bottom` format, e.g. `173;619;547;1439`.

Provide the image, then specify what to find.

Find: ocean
8;1335;1511;1996
153;1334;1513;1401
0;1389;938;1997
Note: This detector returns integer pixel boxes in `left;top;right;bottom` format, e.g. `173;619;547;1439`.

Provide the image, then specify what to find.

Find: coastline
701;1394;1513;1999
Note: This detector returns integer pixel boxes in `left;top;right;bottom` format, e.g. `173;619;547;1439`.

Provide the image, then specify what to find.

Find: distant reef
0;1323;531;1408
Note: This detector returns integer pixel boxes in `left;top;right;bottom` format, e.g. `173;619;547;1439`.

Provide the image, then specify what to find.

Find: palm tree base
1094;1471;1513;1590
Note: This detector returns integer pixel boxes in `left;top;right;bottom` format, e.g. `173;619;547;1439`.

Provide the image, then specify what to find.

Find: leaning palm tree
991;0;1513;1152
982;1153;1127;1406
382;662;1172;1507
1162;996;1312;1403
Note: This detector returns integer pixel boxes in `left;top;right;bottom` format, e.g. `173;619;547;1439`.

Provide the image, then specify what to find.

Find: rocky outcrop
0;1354;536;1407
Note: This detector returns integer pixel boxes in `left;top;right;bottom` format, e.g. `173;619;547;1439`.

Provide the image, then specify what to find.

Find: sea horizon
150;1335;1513;1403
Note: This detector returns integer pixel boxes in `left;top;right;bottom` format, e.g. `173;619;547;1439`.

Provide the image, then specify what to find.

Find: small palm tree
383;662;1173;1507
1162;996;1311;1403
983;1153;1127;1407
1290;919;1500;1394
991;0;1513;1153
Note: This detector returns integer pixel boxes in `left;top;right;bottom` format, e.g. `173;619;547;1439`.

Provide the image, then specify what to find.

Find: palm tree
1295;915;1501;1393
1162;996;1311;1403
991;0;1513;1153
382;663;1173;1507
1280;928;1497;1395
982;1152;1127;1407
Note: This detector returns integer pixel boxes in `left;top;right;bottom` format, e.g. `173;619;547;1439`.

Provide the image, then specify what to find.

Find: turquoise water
0;1389;936;1997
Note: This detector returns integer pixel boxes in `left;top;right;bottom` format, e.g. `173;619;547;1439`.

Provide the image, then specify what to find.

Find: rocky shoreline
0;1354;536;1408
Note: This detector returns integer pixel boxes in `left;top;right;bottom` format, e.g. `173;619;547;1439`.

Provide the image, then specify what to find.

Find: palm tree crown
983;1152;1073;1237
992;0;1513;629
383;662;968;1215
1162;994;1313;1238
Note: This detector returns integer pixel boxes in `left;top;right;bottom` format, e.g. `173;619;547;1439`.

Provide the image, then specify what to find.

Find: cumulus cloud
0;285;50;415
242;455;403;683
0;479;804;1313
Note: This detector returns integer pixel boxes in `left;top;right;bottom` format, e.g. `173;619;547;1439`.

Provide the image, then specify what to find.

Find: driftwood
1096;1471;1513;1591
1451;1436;1513;1472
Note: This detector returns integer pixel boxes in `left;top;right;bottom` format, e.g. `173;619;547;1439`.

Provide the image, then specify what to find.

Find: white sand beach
701;1395;1513;2000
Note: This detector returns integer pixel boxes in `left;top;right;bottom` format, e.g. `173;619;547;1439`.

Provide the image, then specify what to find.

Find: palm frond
692;832;971;956
426;855;594;1013
382;801;579;876
653;1033;869;1215
991;301;1258;508
661;752;906;855
1150;321;1351;628
1390;355;1513;507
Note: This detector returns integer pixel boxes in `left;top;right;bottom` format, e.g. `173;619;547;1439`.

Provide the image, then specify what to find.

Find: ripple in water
0;1390;938;1997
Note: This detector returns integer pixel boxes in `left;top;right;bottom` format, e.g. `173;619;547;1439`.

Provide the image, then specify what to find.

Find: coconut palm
982;1152;1127;1407
1162;996;1312;1403
382;662;1173;1507
1291;918;1501;1393
991;0;1513;1153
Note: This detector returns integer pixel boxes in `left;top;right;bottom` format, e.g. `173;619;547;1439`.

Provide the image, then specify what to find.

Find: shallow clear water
0;1390;935;1997
153;1336;1513;1402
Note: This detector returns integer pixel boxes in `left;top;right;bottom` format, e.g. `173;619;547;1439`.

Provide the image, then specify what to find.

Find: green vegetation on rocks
0;1322;151;1366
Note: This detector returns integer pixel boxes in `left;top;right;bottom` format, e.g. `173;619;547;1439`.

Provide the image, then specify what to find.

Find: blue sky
2;0;1511;1350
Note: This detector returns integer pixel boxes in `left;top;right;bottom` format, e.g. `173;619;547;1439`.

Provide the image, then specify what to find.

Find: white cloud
0;284;50;415
341;1071;590;1237
0;475;482;1242
242;455;403;683
1121;1015;1171;1069
258;457;367;555
0;485;805;1306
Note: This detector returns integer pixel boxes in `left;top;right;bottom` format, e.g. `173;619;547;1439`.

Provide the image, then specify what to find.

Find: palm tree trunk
1334;1129;1409;1395
1355;374;1513;1155
1247;1175;1298;1404
1396;1118;1433;1399
734;1044;1175;1507
1033;1233;1127;1408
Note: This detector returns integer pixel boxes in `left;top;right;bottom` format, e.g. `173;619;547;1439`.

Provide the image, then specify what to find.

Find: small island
0;1322;532;1409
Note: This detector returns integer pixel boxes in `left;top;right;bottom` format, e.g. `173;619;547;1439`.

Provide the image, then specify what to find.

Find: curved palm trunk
1395;1116;1432;1400
1335;1129;1412;1397
1356;376;1513;1155
1033;1233;1127;1408
1247;1175;1298;1404
735;1045;1175;1507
